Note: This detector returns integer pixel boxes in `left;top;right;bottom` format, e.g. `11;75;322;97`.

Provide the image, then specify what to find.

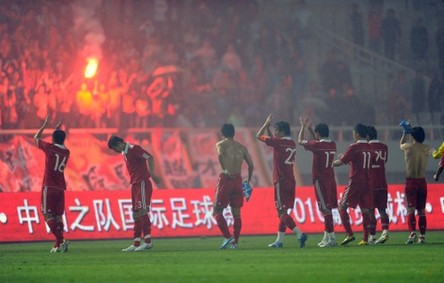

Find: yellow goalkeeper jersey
432;142;444;159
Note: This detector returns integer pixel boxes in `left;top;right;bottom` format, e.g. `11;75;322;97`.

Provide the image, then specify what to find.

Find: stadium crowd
0;0;443;131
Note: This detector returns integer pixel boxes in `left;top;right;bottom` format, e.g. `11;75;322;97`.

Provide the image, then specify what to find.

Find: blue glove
399;120;412;134
242;181;253;202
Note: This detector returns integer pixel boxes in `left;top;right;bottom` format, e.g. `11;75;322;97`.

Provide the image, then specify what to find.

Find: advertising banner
1;185;443;242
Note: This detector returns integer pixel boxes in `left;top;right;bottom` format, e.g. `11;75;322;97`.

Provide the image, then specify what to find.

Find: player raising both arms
108;136;161;252
214;124;254;250
298;118;338;247
257;114;308;248
34;116;70;253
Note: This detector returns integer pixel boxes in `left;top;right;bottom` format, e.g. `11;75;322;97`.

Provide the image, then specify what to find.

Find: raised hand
55;119;63;130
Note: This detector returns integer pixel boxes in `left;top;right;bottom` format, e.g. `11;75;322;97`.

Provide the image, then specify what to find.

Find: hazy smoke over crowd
72;0;105;60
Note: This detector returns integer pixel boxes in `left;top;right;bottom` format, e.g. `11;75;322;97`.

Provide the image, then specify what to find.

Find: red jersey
123;143;152;184
262;136;296;184
340;140;372;180
38;139;70;190
300;139;336;179
368;140;388;190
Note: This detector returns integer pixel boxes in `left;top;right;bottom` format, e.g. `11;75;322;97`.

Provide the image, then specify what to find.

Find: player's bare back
217;139;247;175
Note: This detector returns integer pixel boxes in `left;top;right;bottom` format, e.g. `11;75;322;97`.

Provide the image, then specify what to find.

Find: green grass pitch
1;231;443;283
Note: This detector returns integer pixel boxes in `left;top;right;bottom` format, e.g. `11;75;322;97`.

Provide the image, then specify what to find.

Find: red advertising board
1;184;443;242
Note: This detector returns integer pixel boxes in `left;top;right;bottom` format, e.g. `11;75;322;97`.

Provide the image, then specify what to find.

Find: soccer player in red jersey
108;136;161;252
400;126;430;244
34;116;70;253
367;126;390;244
256;114;308;248
298;118;338;247
214;124;254;250
333;123;375;246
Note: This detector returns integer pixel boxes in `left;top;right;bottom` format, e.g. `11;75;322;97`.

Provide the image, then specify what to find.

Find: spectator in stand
436;22;444;81
193;39;218;81
75;82;93;128
3;83;19;129
249;56;270;104
349;3;365;47
380;8;401;60
428;72;444;128
33;83;50;126
387;71;410;125
220;43;243;75
367;7;382;53
227;105;246;128
411;70;427;125
291;0;311;39
319;49;352;95
410;18;429;66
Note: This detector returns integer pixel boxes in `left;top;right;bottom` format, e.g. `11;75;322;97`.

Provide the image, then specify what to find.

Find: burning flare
84;58;98;78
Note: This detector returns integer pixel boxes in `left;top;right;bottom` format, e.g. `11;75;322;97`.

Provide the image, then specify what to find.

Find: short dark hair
108;135;124;149
52;130;66;145
367;126;377;140
411;127;425;143
275;121;291;136
354;123;368;138
221;124;235;138
314;123;329;138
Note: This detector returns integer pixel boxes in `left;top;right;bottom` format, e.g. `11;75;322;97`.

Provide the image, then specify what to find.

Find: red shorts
131;180;153;211
41;186;65;215
340;178;373;209
374;189;388;210
405;178;427;210
313;177;338;210
274;178;295;211
214;173;243;208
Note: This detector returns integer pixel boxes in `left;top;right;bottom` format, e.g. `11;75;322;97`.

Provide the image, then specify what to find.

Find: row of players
33;114;441;252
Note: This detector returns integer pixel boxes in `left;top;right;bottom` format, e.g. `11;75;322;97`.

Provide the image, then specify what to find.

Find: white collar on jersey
356;139;367;143
122;142;134;155
319;139;332;142
54;143;66;149
369;140;381;143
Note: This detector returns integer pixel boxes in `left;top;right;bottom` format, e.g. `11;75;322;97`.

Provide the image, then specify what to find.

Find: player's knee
338;204;347;211
133;209;148;220
407;207;416;214
231;207;241;218
277;208;287;218
43;213;55;222
417;209;426;216
320;208;331;216
213;206;223;216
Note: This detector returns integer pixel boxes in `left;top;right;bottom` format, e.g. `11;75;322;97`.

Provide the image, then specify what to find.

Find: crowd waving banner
1;185;444;242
